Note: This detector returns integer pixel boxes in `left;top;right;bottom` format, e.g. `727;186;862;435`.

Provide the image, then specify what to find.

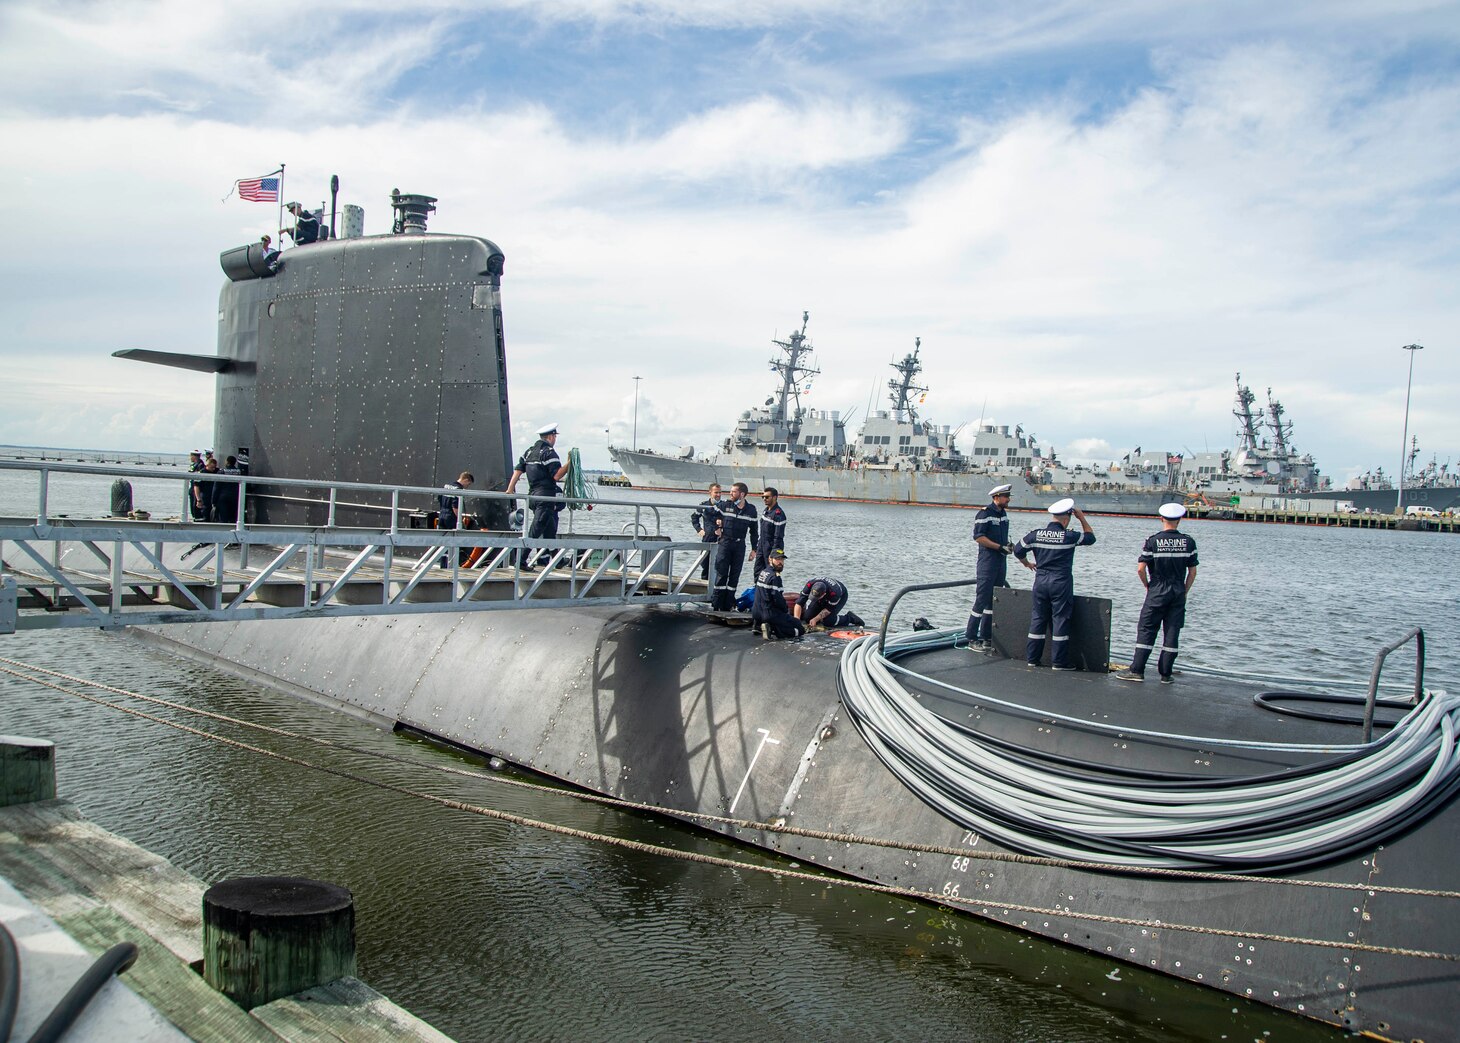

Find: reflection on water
3;471;1445;1040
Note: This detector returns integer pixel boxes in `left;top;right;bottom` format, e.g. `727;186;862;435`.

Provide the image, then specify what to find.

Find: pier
0;736;452;1041
1184;504;1460;531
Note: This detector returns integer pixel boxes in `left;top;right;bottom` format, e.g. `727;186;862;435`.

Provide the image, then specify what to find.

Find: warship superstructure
609;319;1346;512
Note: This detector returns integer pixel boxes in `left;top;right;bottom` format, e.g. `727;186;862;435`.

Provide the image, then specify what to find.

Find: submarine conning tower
212;190;511;527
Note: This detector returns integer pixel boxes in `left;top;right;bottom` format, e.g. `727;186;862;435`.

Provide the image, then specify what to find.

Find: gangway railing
0;461;711;634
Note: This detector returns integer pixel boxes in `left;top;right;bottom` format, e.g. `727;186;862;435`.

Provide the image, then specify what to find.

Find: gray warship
609;317;1344;512
99;194;1460;1040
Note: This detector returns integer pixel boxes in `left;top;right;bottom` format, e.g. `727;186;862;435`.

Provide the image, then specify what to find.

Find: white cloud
0;8;1456;480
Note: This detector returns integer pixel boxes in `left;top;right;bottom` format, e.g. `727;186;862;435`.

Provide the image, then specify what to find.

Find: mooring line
3;655;1460;914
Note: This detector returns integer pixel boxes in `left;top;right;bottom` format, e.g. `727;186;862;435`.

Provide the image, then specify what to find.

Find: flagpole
276;163;286;243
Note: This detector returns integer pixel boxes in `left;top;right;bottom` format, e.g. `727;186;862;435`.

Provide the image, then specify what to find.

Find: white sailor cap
537;422;559;436
1158;502;1187;520
1048;497;1075;515
990;484;1012;497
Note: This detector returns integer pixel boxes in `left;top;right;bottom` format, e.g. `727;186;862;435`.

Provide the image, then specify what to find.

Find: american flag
236;176;280;202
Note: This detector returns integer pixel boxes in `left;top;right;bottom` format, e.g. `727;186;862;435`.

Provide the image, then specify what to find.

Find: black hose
25;942;137;1043
0;921;19;1043
1254;690;1412;728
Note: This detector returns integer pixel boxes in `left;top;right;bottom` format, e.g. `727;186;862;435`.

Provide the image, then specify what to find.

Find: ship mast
1233;373;1264;454
768;311;819;424
887;337;928;423
1266;388;1292;457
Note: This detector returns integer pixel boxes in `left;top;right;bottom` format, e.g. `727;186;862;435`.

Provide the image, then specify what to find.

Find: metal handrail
0;459;690;537
1363;627;1425;742
878;577;976;655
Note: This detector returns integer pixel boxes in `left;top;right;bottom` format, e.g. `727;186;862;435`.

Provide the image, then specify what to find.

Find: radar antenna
1233;373;1264;454
767;311;820;424
1266;388;1293;457
887;337;928;423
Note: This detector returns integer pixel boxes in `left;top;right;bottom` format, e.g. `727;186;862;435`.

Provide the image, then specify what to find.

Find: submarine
116;189;1460;1041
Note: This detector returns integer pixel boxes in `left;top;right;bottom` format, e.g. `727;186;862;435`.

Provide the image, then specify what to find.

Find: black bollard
0;736;57;807
202;876;355;1010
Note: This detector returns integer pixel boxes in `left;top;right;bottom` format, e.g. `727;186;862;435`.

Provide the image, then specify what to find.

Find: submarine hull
138;607;1460;1040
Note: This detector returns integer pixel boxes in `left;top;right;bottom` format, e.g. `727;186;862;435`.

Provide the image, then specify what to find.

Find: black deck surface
896;645;1401;776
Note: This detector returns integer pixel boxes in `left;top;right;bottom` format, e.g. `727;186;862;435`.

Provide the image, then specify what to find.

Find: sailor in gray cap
1116;502;1200;684
507;422;570;568
964;483;1016;653
1013;497;1096;670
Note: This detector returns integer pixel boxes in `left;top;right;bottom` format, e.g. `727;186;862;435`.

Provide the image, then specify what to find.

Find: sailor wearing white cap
964;484;1016;652
1013;498;1096;669
506;423;570;567
1116;502;1199;684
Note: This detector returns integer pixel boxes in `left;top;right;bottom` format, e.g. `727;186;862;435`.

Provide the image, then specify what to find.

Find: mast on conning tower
887;337;928;423
768;311;820;424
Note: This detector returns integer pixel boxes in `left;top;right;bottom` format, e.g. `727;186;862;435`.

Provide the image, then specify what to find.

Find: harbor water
2;469;1456;1041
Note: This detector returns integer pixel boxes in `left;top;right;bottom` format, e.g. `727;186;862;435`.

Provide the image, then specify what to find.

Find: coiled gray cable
838;628;1460;871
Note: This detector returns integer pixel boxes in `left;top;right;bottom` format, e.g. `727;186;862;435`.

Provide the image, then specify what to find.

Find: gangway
0;461;713;634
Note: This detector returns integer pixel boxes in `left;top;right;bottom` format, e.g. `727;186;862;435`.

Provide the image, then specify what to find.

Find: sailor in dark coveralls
752;487;787;577
795;577;848;629
691;482;723;579
964;483;1015;652
281;202;320;246
752;549;804;639
1117;502;1200;684
711;481;757;611
1014;497;1096;670
507;423;570;567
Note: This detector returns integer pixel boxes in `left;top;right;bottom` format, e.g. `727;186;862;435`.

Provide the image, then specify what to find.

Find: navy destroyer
79;195;1460;1040
609;318;1346;512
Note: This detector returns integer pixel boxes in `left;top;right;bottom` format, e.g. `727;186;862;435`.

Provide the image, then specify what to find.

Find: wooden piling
0;735;56;807
202;876;356;1010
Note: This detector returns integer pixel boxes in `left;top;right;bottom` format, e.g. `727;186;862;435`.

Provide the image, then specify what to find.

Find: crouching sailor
1014;498;1095;670
964;483;1014;652
795;577;849;629
753;549;805;639
1116;502;1199;684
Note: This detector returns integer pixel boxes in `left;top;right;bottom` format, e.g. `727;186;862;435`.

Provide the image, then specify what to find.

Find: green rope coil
563;447;591;510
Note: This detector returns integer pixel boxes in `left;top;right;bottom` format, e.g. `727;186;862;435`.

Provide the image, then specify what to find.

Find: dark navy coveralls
288;210;320;245
1128;530;1199;678
692;496;723;578
712;498;757;611
800;578;848;625
1014;521;1096;668
753;566;805;638
964;502;1011;643
752;503;787;576
517;438;563;565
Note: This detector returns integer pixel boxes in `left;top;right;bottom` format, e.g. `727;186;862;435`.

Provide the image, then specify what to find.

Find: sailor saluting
1116;502;1200;684
965;483;1015;653
1014;497;1095;670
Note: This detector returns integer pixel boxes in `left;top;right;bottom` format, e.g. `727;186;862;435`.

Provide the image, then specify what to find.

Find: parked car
1404;505;1440;518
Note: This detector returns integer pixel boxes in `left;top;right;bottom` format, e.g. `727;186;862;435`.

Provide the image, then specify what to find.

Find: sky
1;1;1457;482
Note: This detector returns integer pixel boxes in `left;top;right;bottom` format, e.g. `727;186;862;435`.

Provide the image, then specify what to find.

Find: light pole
632;376;642;451
1397;343;1423;516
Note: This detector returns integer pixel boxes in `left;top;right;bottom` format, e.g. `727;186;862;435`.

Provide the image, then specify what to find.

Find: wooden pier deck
0;797;453;1042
